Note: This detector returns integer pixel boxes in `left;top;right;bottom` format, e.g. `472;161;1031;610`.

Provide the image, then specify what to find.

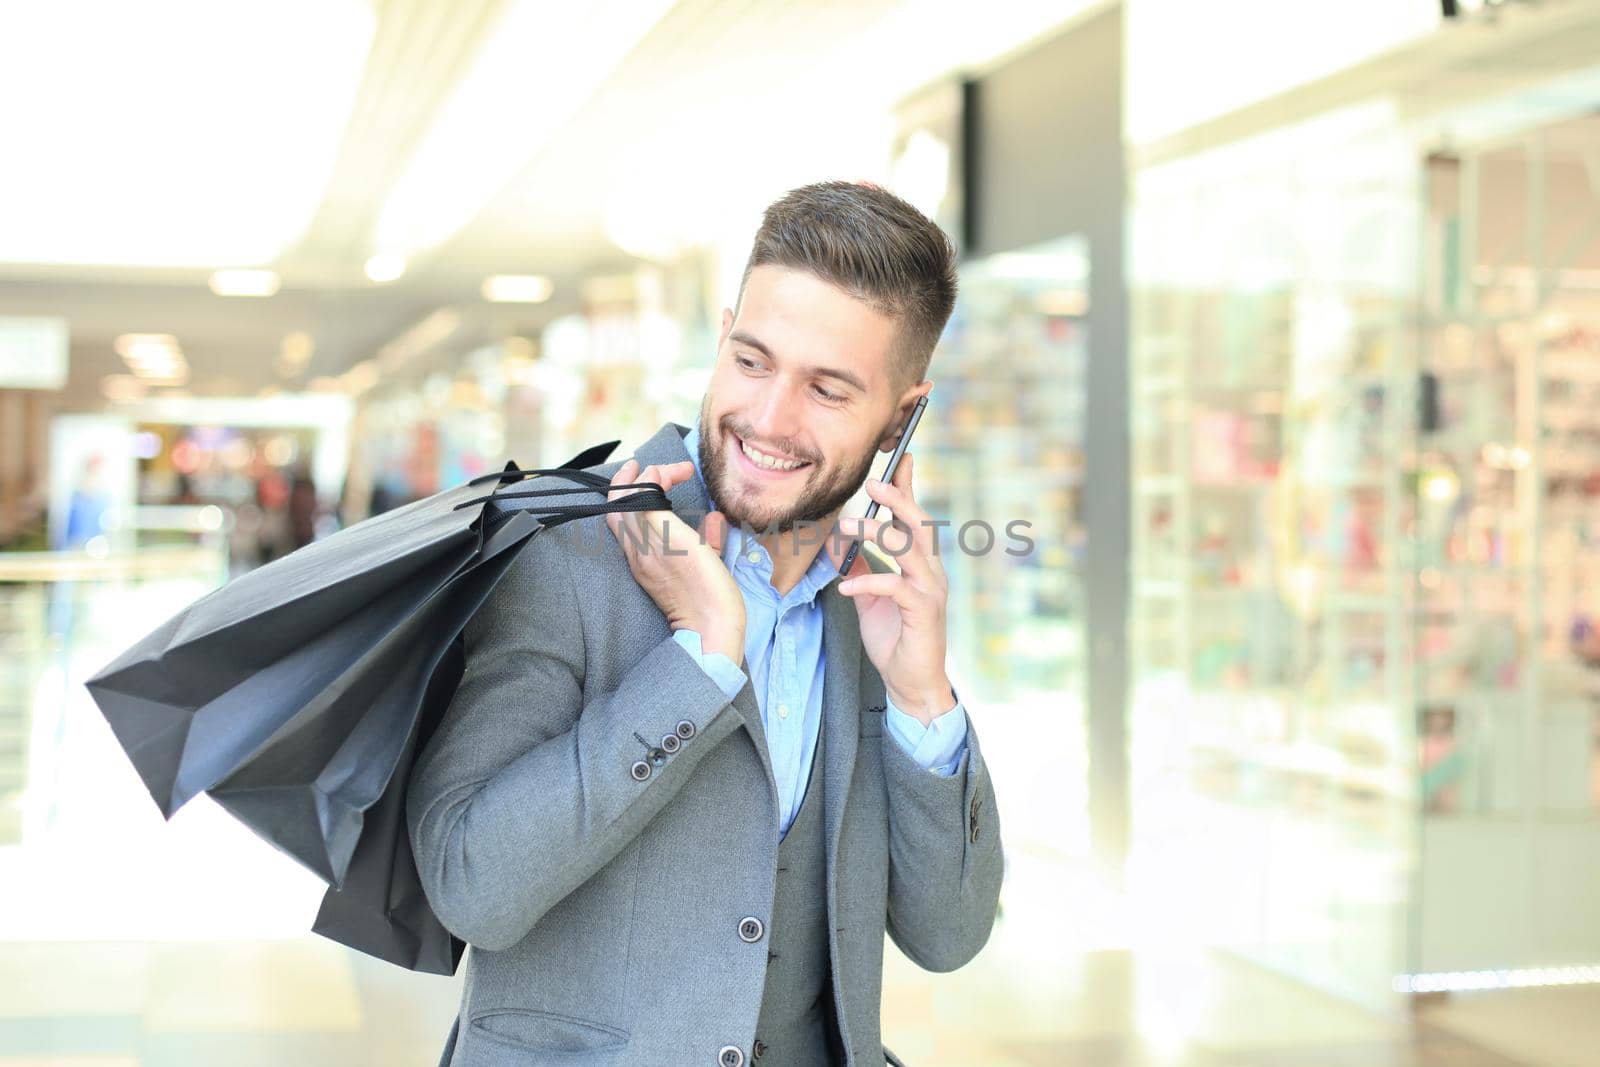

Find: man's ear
718;308;733;346
879;380;934;451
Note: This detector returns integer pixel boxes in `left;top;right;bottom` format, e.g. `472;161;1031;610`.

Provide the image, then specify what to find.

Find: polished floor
0;930;1591;1066
4;584;1597;1065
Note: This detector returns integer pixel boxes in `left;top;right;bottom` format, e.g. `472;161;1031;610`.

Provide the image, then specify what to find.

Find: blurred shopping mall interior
8;1;1600;1064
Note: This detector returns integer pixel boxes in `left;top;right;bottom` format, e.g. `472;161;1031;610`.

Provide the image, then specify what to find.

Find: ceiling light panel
0;0;375;268
209;269;282;297
374;0;677;261
481;274;553;303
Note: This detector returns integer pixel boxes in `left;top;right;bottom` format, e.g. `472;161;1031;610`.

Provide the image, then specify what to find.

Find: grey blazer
406;422;1004;1066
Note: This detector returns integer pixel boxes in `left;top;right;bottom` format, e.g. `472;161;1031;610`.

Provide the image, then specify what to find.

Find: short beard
696;409;882;553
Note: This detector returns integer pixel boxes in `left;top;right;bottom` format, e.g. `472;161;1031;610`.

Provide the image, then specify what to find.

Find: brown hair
737;180;958;392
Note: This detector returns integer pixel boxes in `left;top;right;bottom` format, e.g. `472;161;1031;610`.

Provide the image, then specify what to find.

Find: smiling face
697;264;928;538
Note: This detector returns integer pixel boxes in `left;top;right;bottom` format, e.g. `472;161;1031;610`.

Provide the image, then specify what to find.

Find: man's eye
814;385;843;403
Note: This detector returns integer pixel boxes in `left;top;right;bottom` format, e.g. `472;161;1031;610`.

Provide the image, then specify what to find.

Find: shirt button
747;550;761;564
778;703;790;720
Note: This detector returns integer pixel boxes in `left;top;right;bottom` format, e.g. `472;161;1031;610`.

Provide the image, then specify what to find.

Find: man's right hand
604;459;746;665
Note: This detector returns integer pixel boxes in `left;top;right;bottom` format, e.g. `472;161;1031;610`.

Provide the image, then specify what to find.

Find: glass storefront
1414;105;1600;976
1127;33;1600;1007
1129;101;1420;1008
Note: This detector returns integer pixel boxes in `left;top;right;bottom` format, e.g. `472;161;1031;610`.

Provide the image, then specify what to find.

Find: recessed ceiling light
277;331;315;378
113;332;189;383
365;253;406;283
481;274;553;303
101;374;147;403
114;333;179;359
209;269;281;297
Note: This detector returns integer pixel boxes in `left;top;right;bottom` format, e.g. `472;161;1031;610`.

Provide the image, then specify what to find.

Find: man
407;181;1004;1067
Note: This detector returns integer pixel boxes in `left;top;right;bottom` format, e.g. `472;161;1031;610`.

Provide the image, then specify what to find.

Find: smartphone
838;394;929;578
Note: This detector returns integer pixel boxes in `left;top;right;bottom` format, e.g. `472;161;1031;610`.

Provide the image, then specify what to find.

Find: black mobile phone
839;394;929;577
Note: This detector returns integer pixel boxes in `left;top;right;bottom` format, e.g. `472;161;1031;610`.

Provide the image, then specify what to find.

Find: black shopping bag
85;440;668;973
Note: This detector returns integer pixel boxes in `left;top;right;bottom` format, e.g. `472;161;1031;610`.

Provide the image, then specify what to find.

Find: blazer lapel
631;422;709;534
819;580;860;897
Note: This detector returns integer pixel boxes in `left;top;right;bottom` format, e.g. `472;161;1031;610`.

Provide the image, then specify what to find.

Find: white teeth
739;438;806;471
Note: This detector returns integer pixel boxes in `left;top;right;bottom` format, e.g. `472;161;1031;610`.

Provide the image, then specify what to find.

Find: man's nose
746;383;804;447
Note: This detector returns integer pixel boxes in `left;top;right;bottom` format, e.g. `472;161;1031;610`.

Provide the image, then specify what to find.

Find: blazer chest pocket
469;1008;629;1061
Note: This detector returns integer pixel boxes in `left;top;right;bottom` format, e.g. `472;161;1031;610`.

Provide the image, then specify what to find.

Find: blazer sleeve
405;520;748;952
879;700;1004;973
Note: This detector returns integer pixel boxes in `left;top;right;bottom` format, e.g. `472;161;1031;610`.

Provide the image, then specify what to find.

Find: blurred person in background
287;463;318;550
54;454;109;552
407;181;1003;1067
254;467;293;565
171;472;201;507
46;453;112;641
227;496;265;577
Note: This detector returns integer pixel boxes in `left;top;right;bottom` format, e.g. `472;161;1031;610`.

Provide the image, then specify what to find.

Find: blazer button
648;746;667;767
717;1045;745;1067
630;760;651;782
738;916;765;943
676;719;697;741
660;732;681;755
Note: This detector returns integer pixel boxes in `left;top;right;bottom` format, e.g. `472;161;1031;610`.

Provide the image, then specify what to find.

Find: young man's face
697;264;930;538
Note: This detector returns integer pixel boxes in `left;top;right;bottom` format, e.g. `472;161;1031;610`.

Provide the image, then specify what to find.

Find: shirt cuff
671;627;748;702
883;686;969;777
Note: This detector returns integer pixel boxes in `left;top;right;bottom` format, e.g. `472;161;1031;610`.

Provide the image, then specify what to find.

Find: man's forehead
735;267;897;368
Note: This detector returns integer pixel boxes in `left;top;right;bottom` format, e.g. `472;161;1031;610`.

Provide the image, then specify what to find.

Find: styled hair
737;180;958;391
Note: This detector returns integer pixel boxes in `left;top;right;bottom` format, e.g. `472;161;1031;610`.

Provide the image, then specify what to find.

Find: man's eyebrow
728;330;869;393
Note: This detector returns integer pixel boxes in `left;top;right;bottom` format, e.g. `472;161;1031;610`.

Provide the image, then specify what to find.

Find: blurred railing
0;507;231;848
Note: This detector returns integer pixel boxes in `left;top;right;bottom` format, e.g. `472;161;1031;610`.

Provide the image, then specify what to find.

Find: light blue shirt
670;423;969;840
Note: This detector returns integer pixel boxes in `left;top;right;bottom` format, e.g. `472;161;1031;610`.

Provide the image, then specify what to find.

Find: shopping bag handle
454;444;676;527
451;475;671;514
463;440;620;493
510;490;671;530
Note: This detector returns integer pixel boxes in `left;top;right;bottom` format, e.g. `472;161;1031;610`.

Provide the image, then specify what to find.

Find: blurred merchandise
915;235;1091;869
924;236;1088;702
1130;29;1600;1007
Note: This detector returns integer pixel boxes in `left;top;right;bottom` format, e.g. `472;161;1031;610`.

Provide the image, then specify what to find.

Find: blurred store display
920;235;1091;862
1129;37;1600;1009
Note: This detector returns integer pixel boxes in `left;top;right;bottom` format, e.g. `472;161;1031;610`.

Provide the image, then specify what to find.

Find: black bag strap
454;442;673;530
518;491;669;530
465;440;618;490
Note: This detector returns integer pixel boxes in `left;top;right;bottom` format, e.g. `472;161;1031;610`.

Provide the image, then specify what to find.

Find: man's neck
747;508;843;598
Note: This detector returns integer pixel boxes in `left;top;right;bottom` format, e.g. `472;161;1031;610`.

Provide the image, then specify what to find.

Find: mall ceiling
0;0;1093;409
